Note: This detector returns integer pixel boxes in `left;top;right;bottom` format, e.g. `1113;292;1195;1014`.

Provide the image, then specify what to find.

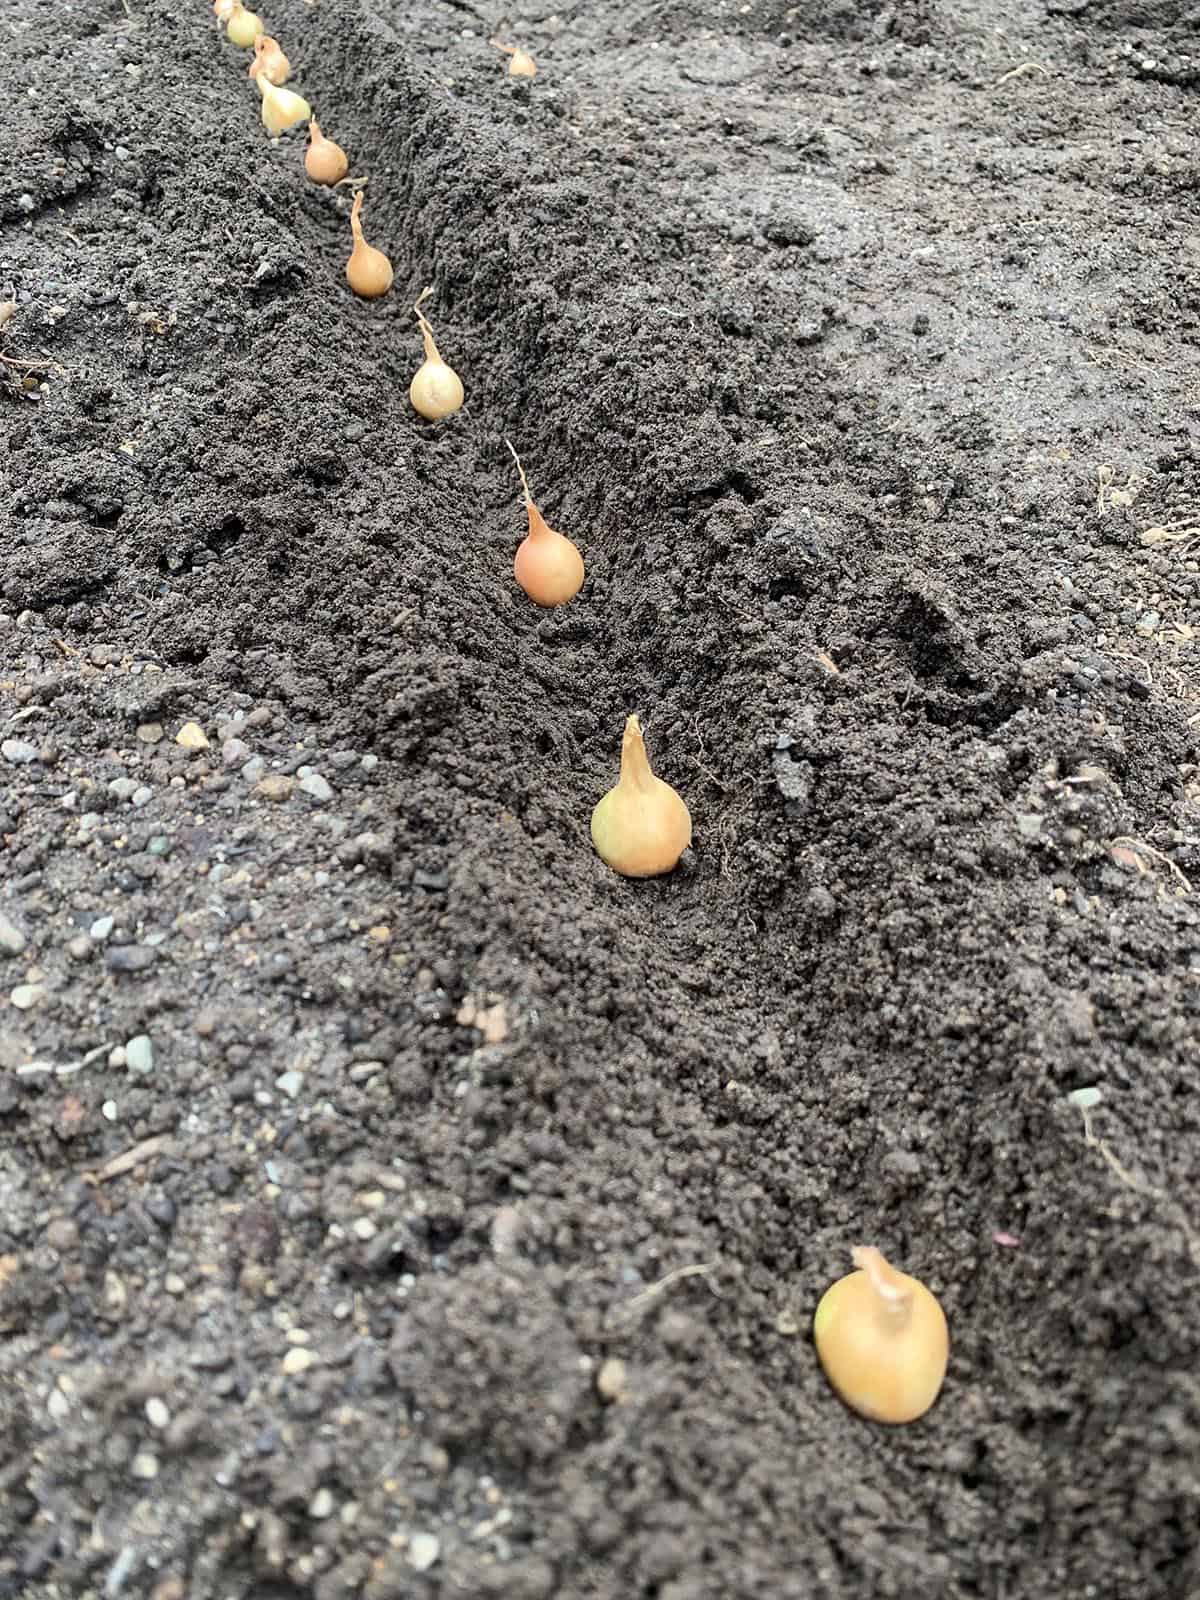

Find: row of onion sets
207;0;953;1431
206;0;698;879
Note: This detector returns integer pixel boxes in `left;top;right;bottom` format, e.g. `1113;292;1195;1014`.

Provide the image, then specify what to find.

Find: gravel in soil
3;0;1200;1596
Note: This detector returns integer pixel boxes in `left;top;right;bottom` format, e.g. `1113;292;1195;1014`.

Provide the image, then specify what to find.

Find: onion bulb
305;117;348;185
408;291;463;419
813;1246;949;1424
507;440;584;607
345;192;393;299
591;715;692;878
225;1;263;48
492;38;537;77
258;74;311;137
248;33;291;84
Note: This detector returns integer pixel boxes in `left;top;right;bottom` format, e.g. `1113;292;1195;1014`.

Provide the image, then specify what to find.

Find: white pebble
281;1346;315;1376
10;983;44;1010
90;916;115;941
108;1046;127;1069
131;786;153;808
101;1100;118;1122
352;1217;378;1241
145;1396;170;1429
125;1035;154;1075
130;1451;159;1480
275;1070;304;1100
299;772;334;804
308;1487;335;1519
47;1386;71;1420
408;1533;440;1572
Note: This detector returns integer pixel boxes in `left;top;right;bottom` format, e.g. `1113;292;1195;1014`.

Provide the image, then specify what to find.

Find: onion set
591;715;692;878
813;1246;949;1424
345;192;393;299
305;117;349;185
493;39;537;77
409;291;464;419
507;441;584;607
258;74;311;137
248;33;291;84
224;1;263;47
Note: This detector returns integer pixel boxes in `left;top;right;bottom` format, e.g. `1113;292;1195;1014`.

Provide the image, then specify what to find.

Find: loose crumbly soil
3;0;1200;1595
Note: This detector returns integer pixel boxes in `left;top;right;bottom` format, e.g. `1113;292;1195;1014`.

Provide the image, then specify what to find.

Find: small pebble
352;1217;378;1242
10;983;43;1010
109;777;137;800
275;1070;304;1100
106;944;156;973
308;1487;335;1520
130;1452;159;1481
0;913;28;955
408;1534;440;1573
281;1346;315;1376
90;915;115;941
360;754;378;772
164;1273;186;1295
145;1397;170;1430
109;1046;127;1068
131;786;153;808
125;1035;154;1075
241;756;266;785
255;775;293;803
1;739;38;765
47;1387;71;1420
175;722;210;752
102;1100;118;1121
46;1217;78;1251
299;773;334;804
136;723;164;744
596;1357;628;1402
222;738;251;768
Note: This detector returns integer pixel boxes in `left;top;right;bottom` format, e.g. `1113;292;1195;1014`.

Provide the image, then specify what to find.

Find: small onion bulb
305;117;349;185
813;1246;949;1424
507;440;584;607
591;715;692;879
493;38;537;76
248;33;291;84
258;74;311;138
408;292;463;420
345;192;393;299
225;1;263;48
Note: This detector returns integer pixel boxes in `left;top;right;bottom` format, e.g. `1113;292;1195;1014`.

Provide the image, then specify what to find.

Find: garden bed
2;0;1200;1595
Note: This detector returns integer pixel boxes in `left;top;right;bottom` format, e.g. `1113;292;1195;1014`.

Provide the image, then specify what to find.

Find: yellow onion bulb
813;1246;949;1424
345;192;393;299
591;715;692;878
225;1;263;48
408;301;463;419
259;77;311;138
305;117;349;185
248;34;291;85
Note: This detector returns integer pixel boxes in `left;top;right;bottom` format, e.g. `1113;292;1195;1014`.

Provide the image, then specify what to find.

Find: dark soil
3;0;1200;1595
